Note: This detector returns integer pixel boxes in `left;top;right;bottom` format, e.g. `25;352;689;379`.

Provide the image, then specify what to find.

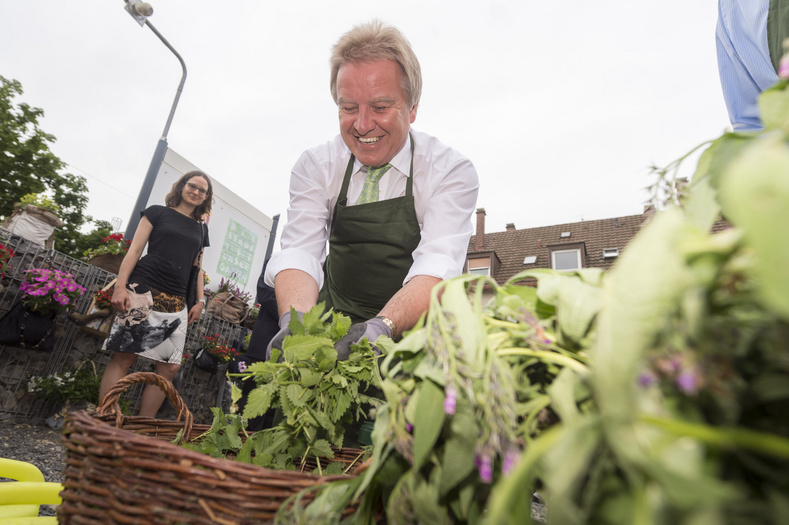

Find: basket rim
64;407;365;482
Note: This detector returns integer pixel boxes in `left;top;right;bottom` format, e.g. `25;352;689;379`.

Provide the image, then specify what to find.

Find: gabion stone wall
0;230;248;424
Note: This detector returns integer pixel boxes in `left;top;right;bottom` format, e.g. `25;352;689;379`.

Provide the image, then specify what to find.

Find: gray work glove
334;318;391;361
265;310;303;361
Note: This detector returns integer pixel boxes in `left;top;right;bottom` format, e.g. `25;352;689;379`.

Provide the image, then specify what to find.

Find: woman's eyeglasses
186;181;208;197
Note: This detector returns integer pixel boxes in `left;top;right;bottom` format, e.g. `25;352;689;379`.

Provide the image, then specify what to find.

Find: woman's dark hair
165;171;213;220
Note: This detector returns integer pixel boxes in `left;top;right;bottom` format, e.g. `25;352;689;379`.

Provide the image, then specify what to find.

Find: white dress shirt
716;0;777;131
266;129;480;290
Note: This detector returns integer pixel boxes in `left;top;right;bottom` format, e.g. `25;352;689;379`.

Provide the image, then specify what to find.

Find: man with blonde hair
265;20;479;365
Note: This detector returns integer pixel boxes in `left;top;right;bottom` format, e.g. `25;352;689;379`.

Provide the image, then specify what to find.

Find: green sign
217;219;257;283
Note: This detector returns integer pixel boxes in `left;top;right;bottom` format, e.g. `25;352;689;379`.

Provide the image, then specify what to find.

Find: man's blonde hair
330;20;422;109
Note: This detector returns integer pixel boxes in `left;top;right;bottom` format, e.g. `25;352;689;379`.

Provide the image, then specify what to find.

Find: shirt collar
353;130;413;176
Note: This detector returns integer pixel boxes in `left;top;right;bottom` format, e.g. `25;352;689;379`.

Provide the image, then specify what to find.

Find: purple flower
637;371;656;388
237;361;247;373
477;454;493;484
676;371;699;395
444;383;457;415
780;57;789;80
502;448;521;476
405;422;413;433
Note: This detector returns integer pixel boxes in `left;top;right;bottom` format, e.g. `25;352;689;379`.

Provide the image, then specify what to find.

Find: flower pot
0;302;57;351
193;348;219;373
0;204;62;248
89;254;125;274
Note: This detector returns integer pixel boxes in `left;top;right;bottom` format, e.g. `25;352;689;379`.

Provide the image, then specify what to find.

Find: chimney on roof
506;223;515;232
475;208;486;250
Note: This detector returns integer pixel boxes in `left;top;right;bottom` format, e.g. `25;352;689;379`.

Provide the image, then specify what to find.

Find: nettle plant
184;306;379;475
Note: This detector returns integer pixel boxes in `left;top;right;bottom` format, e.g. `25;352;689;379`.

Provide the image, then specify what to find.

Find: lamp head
124;0;153;26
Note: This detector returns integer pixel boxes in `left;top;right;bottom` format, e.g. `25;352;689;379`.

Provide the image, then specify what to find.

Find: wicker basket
58;372;367;524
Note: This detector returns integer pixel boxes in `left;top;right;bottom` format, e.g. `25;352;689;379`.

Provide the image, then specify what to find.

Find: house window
552;248;582;271
602;248;620;258
467;255;492;277
523;256;537;264
468;266;490;276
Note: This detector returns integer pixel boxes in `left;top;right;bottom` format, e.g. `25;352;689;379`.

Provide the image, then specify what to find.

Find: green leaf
286;383;311;408
329;390;351;423
262;428;292;456
595;208;696;423
439;394;477;497
440;278;487;366
299;303;326;334
413;379;446;470
540;416;603;524
758;79;789;133
309;438;335;459
314;346;338;371
236;435;255;464
298;367;323;387
547;367;582;424
718;133;789;320
552;273;601;345
411;467;451;525
243;382;275;419
283;333;334;362
414;359;445;386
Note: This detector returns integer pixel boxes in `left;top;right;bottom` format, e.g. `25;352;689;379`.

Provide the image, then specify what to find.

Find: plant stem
640;413;789;459
496;348;588;374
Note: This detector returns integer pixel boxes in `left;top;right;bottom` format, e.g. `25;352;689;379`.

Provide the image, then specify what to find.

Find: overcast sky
3;1;729;242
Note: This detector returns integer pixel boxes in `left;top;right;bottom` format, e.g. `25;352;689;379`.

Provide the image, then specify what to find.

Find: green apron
318;135;421;323
768;0;789;72
317;135;421;447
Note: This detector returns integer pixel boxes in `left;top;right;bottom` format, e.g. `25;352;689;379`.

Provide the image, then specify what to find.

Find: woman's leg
139;362;181;417
98;351;138;404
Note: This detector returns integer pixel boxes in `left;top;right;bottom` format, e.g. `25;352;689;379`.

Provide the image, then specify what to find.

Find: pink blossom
502;448;521;476
676;371;699;395
477;454;493;483
444;383;457;415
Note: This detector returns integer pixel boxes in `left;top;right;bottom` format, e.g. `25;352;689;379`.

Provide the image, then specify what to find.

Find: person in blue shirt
716;0;788;131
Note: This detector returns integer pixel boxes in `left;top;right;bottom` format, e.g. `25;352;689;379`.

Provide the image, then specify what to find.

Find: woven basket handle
97;371;195;442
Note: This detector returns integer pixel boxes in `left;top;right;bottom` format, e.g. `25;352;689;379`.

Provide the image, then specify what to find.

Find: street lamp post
122;0;187;239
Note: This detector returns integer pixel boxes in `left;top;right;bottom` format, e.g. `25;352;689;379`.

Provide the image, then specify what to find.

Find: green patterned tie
356;164;392;204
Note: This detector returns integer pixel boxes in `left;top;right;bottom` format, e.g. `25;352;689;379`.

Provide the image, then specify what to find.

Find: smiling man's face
336;60;417;168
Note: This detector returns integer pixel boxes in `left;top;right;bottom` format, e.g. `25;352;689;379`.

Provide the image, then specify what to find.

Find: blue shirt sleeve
716;0;778;131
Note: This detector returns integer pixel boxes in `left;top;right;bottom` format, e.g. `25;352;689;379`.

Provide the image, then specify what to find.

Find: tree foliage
0;76;94;257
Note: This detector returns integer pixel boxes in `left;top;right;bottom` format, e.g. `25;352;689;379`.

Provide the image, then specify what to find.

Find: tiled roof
468;213;649;285
468;212;731;285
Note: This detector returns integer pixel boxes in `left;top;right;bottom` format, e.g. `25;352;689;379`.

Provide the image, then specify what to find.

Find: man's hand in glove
334;317;393;361
265;310;303;361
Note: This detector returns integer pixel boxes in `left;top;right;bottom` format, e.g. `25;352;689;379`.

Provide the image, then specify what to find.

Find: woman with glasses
99;171;212;417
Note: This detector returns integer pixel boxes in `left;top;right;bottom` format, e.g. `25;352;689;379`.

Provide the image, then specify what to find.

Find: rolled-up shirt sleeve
407;150;479;284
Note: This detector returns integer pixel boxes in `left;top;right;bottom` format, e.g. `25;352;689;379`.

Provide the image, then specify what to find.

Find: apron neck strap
340;133;414;201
